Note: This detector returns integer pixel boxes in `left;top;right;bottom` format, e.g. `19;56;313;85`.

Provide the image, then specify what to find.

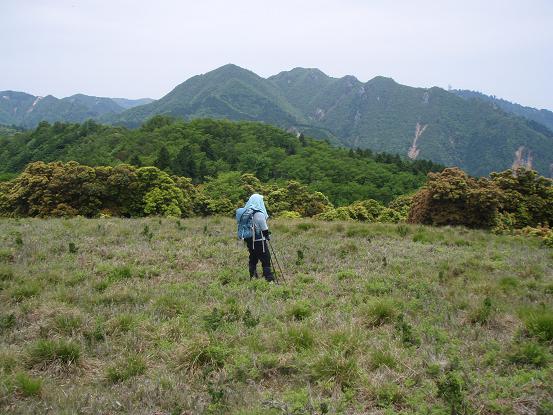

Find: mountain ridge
2;65;552;177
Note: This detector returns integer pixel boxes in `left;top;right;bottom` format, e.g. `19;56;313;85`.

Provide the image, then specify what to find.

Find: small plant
10;281;40;302
175;336;230;373
395;315;420;346
375;383;404;408
14;372;42;397
296;249;304;266
141;224;153;241
106;355;146;383
370;349;397;369
297;222;316;231
242;308;259;328
287;301;312;321
521;308;553;342
507;341;550;367
310;349;358;387
436;370;469;414
469;297;493;325
68;242;78;254
203;308;225;331
27;339;81;366
54;313;83;335
108;265;133;282
282;325;315;350
364;298;398;326
396;224;409;237
0;313;16;332
337;270;356;281
15;234;23;247
0;267;14;281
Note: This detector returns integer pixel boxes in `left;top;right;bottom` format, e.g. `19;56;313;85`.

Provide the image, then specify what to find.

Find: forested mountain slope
0;118;443;204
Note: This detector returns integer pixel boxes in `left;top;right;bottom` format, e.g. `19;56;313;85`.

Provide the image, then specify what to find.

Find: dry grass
0;217;552;414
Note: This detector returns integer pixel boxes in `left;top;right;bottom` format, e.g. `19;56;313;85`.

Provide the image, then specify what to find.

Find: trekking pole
269;255;280;284
268;240;286;284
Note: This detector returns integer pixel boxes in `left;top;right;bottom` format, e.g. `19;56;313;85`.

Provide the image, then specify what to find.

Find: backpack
236;207;262;240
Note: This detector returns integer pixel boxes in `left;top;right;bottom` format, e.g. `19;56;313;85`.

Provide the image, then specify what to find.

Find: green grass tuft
106;355;146;383
27;339;80;366
14;372;43;397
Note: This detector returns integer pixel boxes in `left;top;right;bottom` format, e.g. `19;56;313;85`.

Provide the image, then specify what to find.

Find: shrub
408;167;501;229
106;355;146;383
27;339;80;366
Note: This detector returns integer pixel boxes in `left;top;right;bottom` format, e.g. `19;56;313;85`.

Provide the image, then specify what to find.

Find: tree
155;146;171;172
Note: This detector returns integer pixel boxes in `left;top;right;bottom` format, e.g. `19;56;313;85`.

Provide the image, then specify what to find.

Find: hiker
236;193;275;282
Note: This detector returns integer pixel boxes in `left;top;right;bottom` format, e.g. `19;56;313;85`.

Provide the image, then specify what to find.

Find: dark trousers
245;238;273;280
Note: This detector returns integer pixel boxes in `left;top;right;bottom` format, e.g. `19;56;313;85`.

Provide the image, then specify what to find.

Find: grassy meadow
0;217;552;414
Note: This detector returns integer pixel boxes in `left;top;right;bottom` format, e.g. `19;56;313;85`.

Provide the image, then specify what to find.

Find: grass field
0;217;552;414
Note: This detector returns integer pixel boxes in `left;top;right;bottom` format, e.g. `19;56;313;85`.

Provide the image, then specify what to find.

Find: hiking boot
262;266;275;282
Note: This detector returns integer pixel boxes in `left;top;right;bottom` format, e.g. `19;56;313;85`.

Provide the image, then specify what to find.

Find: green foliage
363;298;398;326
409;167;502;229
436;371;469;414
506;341;550;367
521;308;553;341
27;339;81;366
0;118;435;206
106;355;146;383
14;372;43;397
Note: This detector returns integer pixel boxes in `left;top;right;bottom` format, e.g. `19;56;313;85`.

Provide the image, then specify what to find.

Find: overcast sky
1;0;551;110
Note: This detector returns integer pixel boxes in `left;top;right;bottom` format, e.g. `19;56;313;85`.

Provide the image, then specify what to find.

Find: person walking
236;193;275;282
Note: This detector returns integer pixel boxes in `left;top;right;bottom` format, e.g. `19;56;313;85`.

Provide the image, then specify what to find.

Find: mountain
3;66;552;177
110;65;553;177
111;97;155;109
0;91;152;128
453;89;553;133
108;64;305;128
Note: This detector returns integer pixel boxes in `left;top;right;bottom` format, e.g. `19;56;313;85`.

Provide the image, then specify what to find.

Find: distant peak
366;76;396;84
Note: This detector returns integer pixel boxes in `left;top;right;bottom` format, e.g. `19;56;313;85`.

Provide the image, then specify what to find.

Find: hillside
0;217;551;414
3;66;553;176
0;118;443;204
453;89;553;133
0;91;152;128
110;65;553;177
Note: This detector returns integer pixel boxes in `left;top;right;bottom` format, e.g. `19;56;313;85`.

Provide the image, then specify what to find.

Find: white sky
1;0;552;110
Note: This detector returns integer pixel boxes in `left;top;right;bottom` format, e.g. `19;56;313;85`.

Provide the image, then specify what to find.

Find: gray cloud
1;0;551;109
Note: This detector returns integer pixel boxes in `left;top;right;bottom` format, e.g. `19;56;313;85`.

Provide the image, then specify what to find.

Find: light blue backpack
236;207;262;240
